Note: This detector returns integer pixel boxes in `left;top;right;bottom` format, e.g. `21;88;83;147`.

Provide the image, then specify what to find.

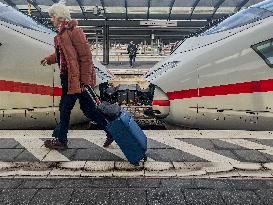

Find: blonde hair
48;2;71;21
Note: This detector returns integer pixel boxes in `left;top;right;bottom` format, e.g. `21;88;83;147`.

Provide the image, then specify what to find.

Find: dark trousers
129;55;136;67
53;75;108;142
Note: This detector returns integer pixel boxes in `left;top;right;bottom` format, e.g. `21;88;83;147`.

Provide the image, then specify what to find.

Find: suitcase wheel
132;162;140;166
130;154;147;166
143;154;147;162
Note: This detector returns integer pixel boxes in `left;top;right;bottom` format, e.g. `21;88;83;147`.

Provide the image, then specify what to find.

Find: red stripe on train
152;100;170;106
167;79;273;100
2;78;273;100
0;80;62;96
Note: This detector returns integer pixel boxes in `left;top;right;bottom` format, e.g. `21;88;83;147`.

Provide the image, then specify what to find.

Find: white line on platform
148;136;240;163
42;150;70;162
1;130;273;139
220;139;273;157
15;138;70;161
82;136;155;162
144;130;273;139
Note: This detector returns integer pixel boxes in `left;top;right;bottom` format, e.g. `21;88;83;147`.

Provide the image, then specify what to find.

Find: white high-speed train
0;3;113;129
145;0;273;130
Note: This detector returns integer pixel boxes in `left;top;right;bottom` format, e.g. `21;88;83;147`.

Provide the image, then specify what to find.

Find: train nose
148;86;170;119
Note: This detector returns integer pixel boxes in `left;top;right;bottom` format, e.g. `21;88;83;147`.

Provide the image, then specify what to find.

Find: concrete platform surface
0;178;273;205
0;130;273;178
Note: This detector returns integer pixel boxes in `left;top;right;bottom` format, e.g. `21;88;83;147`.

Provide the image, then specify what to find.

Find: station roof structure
0;0;264;42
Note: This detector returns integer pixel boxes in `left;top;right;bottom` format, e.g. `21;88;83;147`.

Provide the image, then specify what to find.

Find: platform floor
1;130;273;178
106;61;155;75
105;61;157;70
1;178;273;205
1;130;273;204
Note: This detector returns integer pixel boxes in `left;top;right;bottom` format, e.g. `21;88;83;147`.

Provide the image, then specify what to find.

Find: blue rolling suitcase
106;110;147;165
84;85;147;165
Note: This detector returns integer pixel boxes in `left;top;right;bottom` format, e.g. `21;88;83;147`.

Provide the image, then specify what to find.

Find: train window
252;39;273;68
0;4;53;34
201;7;273;36
253;0;273;12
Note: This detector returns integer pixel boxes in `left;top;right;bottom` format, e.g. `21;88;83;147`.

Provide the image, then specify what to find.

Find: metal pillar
103;24;109;65
151;33;154;55
144;40;147;54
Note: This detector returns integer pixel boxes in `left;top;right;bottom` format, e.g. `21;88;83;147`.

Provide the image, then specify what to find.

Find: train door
195;59;222;129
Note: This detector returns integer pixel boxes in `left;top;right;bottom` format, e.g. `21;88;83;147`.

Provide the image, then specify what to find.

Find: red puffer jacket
45;19;96;94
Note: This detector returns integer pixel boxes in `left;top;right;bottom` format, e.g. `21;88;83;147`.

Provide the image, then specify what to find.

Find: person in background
158;44;162;55
127;41;137;68
40;3;113;150
170;44;174;53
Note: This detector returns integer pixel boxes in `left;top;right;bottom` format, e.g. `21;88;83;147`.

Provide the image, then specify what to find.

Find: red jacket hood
67;19;78;29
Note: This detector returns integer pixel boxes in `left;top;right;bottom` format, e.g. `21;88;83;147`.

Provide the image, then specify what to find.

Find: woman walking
41;3;113;150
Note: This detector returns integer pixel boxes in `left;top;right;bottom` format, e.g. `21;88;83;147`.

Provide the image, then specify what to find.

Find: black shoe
103;136;114;148
44;139;68;150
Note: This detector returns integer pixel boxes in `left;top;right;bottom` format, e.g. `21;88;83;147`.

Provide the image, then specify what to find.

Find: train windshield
252;38;273;68
0;3;54;34
201;5;273;36
252;0;273;12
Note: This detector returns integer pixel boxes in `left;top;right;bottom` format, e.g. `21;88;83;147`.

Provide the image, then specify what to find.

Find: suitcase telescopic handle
83;85;101;106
